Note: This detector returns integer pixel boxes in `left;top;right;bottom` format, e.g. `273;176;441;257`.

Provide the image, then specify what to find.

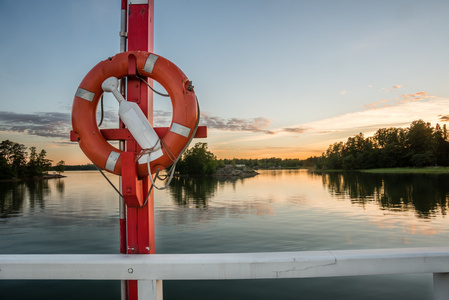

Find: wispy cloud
0;111;71;138
0;110;119;139
364;90;435;109
200;112;274;134
280;127;308;134
399;91;434;103
292;97;449;139
438;115;449;122
197;112;313;136
382;84;405;93
364;99;388;109
154;110;172;126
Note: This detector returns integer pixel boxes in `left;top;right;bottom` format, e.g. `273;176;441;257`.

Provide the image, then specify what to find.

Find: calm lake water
1;169;449;299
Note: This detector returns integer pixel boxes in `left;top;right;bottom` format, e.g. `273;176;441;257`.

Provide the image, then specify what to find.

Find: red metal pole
119;0;128;257
123;1;155;299
119;1;128;299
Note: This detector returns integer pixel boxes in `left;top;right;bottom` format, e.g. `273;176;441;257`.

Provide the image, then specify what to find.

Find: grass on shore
361;167;449;174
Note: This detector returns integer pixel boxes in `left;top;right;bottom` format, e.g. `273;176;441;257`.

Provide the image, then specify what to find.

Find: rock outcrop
213;165;258;178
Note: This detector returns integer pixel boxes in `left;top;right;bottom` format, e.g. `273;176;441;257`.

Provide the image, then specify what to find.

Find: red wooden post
123;1;155;299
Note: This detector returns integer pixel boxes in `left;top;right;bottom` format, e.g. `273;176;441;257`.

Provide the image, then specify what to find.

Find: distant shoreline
314;166;449;174
361;167;449;174
0;173;66;183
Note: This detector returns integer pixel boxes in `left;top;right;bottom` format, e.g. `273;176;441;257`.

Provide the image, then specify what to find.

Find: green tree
433;123;449;165
407;120;435;153
0;140;27;178
177;143;218;175
27;147;39;176
0;155;13;179
38;149;52;174
373;127;408;167
27;147;52;176
407;120;436;166
321;142;344;169
55;160;66;174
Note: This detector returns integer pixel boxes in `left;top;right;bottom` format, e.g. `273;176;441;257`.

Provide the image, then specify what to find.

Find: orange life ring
71;51;199;177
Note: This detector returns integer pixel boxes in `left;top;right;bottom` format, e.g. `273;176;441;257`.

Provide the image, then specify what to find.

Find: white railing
1;247;449;300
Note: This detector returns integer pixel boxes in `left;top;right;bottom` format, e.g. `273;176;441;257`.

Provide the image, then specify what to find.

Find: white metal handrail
1;247;449;300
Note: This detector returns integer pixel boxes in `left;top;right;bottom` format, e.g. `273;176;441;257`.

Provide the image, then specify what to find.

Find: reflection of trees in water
168;176;248;207
0;181;26;220
168;176;218;207
56;179;65;195
0;179;51;220
25;180;50;209
322;172;449;218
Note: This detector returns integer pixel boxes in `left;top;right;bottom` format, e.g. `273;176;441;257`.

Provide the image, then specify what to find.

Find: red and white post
119;1;159;299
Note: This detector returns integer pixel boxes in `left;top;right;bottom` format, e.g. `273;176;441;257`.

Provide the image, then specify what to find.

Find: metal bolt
128;268;133;274
185;81;194;91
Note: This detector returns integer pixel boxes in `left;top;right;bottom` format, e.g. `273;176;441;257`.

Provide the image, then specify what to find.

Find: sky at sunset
1;0;449;165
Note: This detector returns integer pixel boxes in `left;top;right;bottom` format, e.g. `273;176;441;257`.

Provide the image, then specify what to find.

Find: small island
213;164;259;178
176;142;258;178
0;140;66;181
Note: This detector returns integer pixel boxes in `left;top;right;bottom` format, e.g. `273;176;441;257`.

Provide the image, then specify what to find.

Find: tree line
218;157;305;169
316;119;449;170
0;140;65;180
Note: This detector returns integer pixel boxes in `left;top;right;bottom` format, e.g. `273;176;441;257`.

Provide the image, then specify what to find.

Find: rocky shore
42;173;67;179
213;165;259;178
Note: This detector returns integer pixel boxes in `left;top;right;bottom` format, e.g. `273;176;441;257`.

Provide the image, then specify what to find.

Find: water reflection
0;180;50;220
56;178;65;195
168;176;216;207
168;176;249;208
321;172;449;219
0;182;25;220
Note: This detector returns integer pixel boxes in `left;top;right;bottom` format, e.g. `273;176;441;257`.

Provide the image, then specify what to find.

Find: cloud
200;112;274;134
292;97;449;139
153;110;172;126
0;111;71;138
399;91;434;103
364;99;388;109
383;85;404;92
280;127;309;134
198;113;311;136
439;115;449;122
364;91;435;109
0;110;120;139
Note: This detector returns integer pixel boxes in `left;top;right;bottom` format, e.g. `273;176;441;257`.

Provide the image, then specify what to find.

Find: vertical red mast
121;1;157;299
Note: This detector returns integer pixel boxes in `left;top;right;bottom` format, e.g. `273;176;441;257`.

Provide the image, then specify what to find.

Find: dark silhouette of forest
0;140;54;180
315;120;449;170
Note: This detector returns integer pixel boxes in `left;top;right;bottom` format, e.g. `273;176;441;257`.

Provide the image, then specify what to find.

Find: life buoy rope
71;51;199;177
147;98;200;191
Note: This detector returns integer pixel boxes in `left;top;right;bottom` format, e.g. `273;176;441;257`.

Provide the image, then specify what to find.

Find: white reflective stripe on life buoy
143;54;158;73
170;123;191;138
105;151;120;172
75;88;95;102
